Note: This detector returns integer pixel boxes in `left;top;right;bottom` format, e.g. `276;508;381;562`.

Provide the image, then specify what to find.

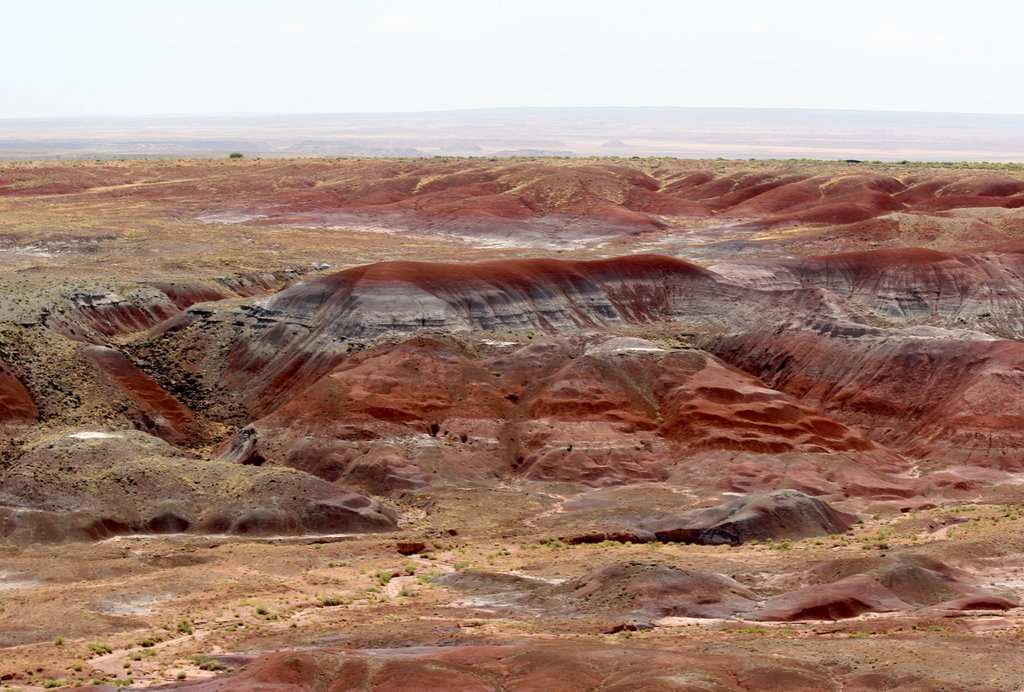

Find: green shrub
228;152;244;159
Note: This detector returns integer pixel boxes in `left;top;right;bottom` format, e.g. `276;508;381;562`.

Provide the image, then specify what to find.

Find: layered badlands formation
7;241;1024;537
4;159;1024;688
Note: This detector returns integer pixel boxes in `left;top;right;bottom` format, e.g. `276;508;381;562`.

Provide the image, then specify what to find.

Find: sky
3;0;1023;118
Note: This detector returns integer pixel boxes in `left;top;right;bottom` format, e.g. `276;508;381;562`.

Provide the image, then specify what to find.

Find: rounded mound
538;561;760;618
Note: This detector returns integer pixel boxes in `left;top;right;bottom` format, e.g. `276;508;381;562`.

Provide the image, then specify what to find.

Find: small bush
319;595;346;607
191;654;226;671
177;617;193;635
228;152;244;159
44;680;68;689
54;635;65;646
88;643;113;655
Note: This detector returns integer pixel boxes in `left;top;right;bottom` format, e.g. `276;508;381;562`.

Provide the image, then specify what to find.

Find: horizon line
4;105;1024;122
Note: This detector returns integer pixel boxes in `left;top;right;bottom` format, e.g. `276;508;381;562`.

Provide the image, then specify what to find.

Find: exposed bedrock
25;270;306;345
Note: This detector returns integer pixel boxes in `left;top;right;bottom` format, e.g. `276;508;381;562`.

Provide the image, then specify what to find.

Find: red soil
302;254;710;294
230;337;906;497
80;345;206;445
0;363;36;423
715;331;1024;470
9;160;1024;240
169;641;847;691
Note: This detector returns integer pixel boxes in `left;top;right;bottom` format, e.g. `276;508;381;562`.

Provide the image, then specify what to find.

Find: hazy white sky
3;0;1022;118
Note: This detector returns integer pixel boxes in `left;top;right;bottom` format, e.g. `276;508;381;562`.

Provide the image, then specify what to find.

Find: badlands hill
2;158;1024;689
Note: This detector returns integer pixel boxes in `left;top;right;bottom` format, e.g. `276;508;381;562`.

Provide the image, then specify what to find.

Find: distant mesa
491;148;574;157
600;139;629;148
